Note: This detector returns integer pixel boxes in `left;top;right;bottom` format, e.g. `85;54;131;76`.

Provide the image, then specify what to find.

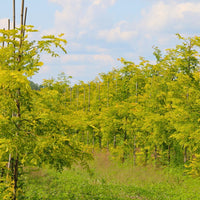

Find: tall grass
22;151;200;200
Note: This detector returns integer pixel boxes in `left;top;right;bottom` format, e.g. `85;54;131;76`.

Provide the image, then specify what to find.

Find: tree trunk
88;84;90;112
154;145;157;166
168;145;171;165
113;133;116;149
133;134;136;166
98;135;102;149
13;156;19;200
92;131;95;152
87;131;89;145
145;149;148;166
184;147;187;163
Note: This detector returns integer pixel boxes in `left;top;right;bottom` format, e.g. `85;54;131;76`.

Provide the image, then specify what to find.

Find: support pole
8;19;10;30
2;28;5;48
21;0;25;27
13;0;15;30
23;7;28;37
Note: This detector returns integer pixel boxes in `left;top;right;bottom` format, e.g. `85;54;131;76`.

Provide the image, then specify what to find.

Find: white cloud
92;0;117;8
141;1;200;32
98;27;137;42
48;0;117;39
39;65;51;74
32;0;200;85
98;21;138;42
85;45;109;53
0;18;9;29
61;64;87;78
61;54;115;65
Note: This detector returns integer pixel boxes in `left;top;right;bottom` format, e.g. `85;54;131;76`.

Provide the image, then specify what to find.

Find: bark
154;145;158;166
184;147;188;163
168;145;171;165
133;134;136;166
145;149;148;166
113;133;116;149
13;156;19;200
98;135;102;149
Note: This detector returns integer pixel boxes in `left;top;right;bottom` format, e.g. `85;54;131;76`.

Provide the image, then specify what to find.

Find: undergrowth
21;152;200;200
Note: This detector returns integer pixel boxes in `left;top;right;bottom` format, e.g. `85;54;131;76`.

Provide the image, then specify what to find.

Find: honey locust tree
0;26;91;200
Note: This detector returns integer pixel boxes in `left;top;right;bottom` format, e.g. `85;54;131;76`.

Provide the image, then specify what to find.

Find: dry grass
89;150;175;187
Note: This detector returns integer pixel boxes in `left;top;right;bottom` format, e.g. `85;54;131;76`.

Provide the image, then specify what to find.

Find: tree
0;26;91;199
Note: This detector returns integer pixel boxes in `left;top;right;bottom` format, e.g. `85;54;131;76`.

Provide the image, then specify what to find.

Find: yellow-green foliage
186;154;200;177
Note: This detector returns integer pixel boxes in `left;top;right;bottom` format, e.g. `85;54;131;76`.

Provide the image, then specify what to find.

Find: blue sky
1;0;200;84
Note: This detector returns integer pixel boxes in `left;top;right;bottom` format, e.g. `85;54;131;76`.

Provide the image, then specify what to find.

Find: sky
1;0;200;84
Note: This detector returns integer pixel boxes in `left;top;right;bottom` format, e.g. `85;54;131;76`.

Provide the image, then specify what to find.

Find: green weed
22;152;200;200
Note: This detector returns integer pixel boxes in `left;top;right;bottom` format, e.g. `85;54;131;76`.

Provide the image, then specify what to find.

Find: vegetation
31;34;200;175
29;80;43;90
1;11;200;199
0;26;91;199
22;152;200;200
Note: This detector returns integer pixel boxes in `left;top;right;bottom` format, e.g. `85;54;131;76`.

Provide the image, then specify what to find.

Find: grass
22;151;200;200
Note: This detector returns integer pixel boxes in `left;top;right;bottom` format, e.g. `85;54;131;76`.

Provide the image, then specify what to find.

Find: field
22;152;200;200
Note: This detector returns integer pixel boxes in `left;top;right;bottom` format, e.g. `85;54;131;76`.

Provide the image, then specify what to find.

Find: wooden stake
23;7;28;37
136;81;138;103
70;87;72;105
88;84;90;112
84;86;86;111
7;17;12;180
98;82;101;105
21;0;25;27
107;80;109;107
20;0;25;50
13;0;15;30
2;28;5;48
76;86;79;110
8;19;10;30
24;7;27;26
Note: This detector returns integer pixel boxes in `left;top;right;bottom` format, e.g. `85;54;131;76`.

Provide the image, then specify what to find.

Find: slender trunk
7;153;12;178
184;147;187;163
20;0;24;31
76;87;79;110
133;134;136;166
13;0;16;69
98;135;102;149
7;19;10;47
11;2;26;199
23;7;27;37
18;0;24;62
2;28;5;47
92;131;95;152
121;130;127;163
13;156;19;200
168;145;171;165
70;87;72;106
107;141;109;152
87;131;89;145
136;81;138;103
1;168;4;182
13;0;16;30
145;149;148;166
107;80;109;107
113;133;116;149
98;81;101;111
84;86;86;111
8;19;10;30
116;78;118;96
88;84;90;112
154;145;157;166
122;118;128;163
